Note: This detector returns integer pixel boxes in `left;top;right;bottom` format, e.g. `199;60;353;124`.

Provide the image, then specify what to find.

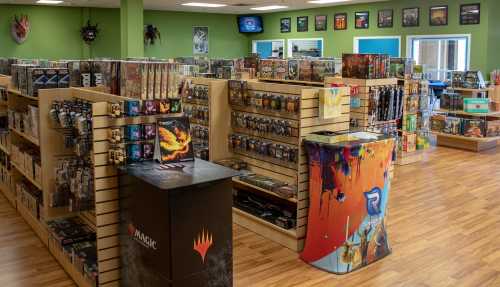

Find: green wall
144;11;249;59
0;5;85;59
250;0;491;72
0;5;250;60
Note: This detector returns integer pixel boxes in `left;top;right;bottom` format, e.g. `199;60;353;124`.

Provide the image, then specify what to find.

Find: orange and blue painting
300;136;394;274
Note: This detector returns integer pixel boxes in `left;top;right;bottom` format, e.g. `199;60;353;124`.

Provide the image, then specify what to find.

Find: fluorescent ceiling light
251;5;288;11
308;0;350;4
36;0;64;4
182;2;227;7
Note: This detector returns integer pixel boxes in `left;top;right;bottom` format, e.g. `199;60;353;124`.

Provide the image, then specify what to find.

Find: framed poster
460;3;480;25
430;5;448;26
378;9;393;28
402;7;419;27
315;15;327;31
193;26;209;54
297;16;308;32
334;13;347;30
280;17;291;33
355;11;369;29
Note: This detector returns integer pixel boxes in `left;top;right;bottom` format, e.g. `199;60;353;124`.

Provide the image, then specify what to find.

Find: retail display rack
230;80;350;251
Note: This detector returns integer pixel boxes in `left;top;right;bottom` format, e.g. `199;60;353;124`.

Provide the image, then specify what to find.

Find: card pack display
46;217;96;247
229;133;298;164
231;111;299;138
126;125;142;141
127;143;143;163
156;117;194;163
125;100;141;116
368;85;404;124
142;123;156;140
342;53;390;79
288;59;300;81
228;80;248;105
298;59;312;82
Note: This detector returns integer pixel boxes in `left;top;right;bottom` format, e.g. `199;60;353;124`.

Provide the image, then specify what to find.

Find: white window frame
406;34;471;70
287;38;324;58
353;36;402;57
252;39;285;59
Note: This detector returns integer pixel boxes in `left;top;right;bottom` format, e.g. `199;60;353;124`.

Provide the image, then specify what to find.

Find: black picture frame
430;5;448;26
402;7;419;27
297;16;309;32
334;13;348;30
378;9;393;28
315;15;327;31
460;3;480;25
280;17;291;33
355;11;369;29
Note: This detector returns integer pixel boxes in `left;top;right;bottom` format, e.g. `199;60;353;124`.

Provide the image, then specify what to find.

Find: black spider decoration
144;24;161;45
81;20;99;45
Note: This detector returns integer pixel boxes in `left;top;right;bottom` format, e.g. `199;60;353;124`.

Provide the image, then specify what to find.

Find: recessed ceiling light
182;2;227;7
36;0;64;4
251;5;288;11
308;0;350;4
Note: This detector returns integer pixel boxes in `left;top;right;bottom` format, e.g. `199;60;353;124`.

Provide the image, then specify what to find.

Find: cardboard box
464;98;489;113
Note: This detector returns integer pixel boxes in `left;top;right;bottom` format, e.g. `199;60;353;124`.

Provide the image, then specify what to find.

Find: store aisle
0;195;75;287
2;146;500;287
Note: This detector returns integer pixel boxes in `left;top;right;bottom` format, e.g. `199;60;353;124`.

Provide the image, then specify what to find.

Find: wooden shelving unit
11;161;42;190
258;78;325;87
326;77;398;131
183;77;231;162
230;80;350;251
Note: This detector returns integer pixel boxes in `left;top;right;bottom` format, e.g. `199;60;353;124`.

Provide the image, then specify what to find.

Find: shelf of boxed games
182;77;231;161
228;80;350;251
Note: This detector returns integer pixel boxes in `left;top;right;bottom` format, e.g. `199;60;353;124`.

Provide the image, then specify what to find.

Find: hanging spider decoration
144;24;161;45
11;15;30;44
81;20;99;45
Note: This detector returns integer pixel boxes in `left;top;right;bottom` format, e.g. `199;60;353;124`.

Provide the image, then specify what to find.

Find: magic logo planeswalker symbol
128;223;158;250
193;229;213;263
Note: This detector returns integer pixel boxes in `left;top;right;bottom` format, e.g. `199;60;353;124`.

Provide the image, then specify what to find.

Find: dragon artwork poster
157;117;194;163
300;137;394;274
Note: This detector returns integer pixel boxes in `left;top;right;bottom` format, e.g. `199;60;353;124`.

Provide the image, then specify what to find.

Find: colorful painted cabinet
301;133;395;274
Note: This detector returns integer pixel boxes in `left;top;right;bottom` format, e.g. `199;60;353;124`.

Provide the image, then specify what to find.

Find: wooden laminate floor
1;146;500;286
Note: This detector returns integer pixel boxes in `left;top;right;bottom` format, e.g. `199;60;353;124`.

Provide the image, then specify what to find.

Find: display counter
119;160;236;287
300;132;395;274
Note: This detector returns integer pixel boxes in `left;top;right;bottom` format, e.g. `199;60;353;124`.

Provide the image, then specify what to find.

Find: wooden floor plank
1;146;500;286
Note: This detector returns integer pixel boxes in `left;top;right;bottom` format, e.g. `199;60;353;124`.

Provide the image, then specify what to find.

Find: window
353;36;401;57
252;40;285;59
407;34;470;81
287;38;324;58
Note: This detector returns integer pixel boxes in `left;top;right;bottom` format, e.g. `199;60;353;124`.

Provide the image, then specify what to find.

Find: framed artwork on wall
280;17;291;33
334;13;347;30
355;11;369;29
378;9;393;28
315;15;327;31
430;5;448;26
297;16;309;32
193;26;209;54
460;3;480;25
402;7;419;27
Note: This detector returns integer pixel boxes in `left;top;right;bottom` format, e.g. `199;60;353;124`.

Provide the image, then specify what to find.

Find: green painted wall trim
120;0;144;58
249;0;492;73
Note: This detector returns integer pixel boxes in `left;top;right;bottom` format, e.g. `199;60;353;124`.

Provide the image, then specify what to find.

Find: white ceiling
0;0;388;14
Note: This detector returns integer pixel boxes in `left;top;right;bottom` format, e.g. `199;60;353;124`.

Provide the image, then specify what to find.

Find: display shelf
233;178;298;204
0;142;9;155
451;87;492;92
258;78;325;87
9;128;40;146
434;132;499;152
435;109;500;117
182;77;231;162
17;198;49;246
11;161;42;190
38;87;145;287
232;207;300;250
0;182;16;208
230;80;350;251
48;238;93;287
